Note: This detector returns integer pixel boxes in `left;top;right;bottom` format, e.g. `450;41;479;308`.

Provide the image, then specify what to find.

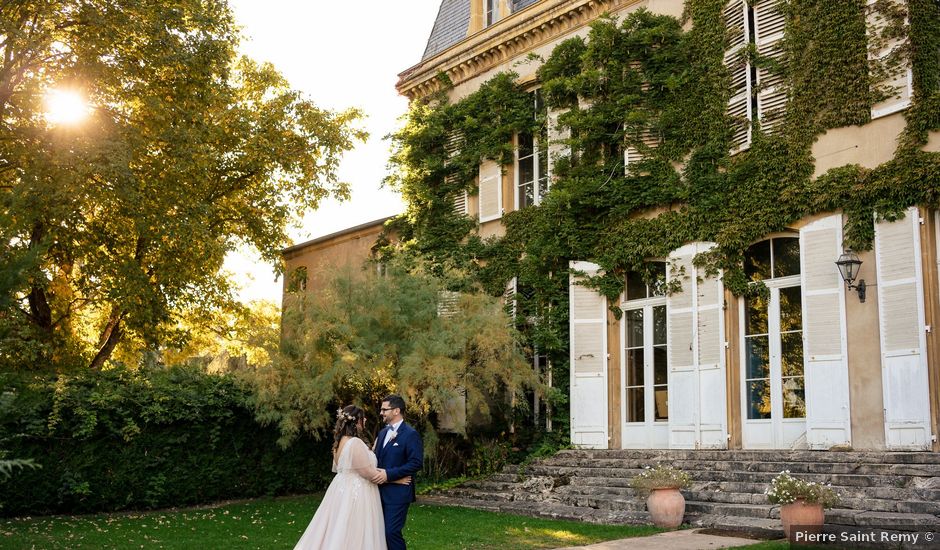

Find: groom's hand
371;469;388;484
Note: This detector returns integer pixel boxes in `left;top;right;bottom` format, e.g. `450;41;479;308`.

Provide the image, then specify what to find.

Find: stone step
433;484;939;532
555;482;940;513
520;464;927;490
825;509;940;530
444;487;515;502
570;476;940;502
690;517;785;540
683;501;779;519
554;449;940;465
540;457;940;477
420;494;651;525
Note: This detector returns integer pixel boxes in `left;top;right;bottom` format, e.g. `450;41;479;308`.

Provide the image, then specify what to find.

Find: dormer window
485;0;501;26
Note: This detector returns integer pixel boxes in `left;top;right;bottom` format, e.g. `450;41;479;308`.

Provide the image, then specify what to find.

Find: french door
740;278;807;449
621;301;669;448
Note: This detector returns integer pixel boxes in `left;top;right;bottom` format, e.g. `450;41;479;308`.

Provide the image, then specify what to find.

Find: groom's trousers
383;502;410;550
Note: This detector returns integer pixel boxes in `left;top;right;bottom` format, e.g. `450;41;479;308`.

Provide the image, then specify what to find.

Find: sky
224;0;442;305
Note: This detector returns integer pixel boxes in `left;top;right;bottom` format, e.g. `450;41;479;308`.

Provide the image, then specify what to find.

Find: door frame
620;296;669;448
739;275;807;449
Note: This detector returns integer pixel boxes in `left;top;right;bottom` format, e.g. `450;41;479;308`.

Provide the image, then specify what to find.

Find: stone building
281;217;392;299
396;0;940;453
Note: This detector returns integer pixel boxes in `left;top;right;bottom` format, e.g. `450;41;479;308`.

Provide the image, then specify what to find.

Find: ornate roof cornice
397;0;640;100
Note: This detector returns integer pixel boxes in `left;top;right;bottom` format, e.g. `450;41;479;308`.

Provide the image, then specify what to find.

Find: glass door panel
625;308;644;423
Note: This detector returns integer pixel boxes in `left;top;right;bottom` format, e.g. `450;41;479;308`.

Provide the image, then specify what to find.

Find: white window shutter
667;243;728;449
445;132;468;215
624;146;641;176
547;108;569;181
624;129;659;176
867;0;912;118
754;0;787;133
505;277;517;319
799;214;852;449
724;0;752;152
569;261;609;448
695;244;728;449
667;244;698;448
478;159;502;222
453;190;468;215
437;290;460;318
875;207;931;450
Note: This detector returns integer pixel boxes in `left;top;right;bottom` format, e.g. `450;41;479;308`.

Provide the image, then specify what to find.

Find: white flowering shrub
765;471;839;508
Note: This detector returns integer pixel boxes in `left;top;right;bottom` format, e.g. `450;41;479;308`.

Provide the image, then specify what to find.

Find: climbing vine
383;0;940;431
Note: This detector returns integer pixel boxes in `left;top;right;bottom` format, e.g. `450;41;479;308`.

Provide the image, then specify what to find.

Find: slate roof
421;0;544;60
422;0;471;60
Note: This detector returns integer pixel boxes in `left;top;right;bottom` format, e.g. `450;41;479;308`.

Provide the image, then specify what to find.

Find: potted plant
630;464;692;529
765;471;839;539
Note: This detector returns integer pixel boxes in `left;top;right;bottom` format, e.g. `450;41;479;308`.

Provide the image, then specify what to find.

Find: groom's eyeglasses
379;407;396;412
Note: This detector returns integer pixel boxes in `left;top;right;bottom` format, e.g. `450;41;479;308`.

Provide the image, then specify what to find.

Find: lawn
0;494;662;549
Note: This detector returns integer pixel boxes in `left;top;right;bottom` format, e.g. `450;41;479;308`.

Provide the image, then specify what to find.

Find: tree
251;262;540;447
0;1;364;369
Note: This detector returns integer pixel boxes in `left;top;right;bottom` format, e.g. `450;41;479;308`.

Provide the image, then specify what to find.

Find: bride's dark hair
332;405;365;454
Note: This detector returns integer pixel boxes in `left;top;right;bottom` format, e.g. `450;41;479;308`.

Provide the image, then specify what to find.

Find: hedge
0;365;332;516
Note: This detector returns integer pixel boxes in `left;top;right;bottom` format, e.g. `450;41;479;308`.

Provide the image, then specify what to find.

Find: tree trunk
26;223;53;332
90;311;125;370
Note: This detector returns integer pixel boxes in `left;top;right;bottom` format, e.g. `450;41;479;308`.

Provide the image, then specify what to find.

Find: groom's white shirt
382;419;403;448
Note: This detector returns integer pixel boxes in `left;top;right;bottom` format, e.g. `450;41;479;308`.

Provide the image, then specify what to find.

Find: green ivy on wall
383;0;940;430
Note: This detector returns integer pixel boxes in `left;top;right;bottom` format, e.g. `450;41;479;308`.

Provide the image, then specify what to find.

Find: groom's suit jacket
376;422;423;504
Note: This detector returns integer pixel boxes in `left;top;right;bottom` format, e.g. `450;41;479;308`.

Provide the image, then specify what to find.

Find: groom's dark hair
383;394;406;415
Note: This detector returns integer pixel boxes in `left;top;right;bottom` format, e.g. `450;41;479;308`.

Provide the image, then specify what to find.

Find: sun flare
44;89;90;125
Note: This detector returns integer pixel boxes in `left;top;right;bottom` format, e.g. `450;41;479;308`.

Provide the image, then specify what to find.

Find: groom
373;394;423;550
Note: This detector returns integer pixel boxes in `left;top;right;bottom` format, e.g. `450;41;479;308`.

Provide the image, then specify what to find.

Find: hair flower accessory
336;408;356;422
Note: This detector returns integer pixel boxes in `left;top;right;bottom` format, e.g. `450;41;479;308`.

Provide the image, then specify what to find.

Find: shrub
630;465;692;493
0;366;332;516
466;438;512;477
765;471;839;508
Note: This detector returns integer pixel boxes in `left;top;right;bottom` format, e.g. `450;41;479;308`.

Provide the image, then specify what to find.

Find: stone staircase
422;449;940;540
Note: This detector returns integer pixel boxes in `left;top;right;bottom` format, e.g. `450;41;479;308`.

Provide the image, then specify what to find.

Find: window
622;261;668;424
741;237;805;423
743;236;800;281
723;0;786;151
515;90;548;209
287;266;308;292
866;0;912;118
625;262;667;300
485;0;501;26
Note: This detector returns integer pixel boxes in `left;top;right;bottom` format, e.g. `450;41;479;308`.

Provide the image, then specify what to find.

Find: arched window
743;235;800;280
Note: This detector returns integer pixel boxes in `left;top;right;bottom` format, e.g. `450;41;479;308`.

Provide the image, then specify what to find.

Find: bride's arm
348;438;383;481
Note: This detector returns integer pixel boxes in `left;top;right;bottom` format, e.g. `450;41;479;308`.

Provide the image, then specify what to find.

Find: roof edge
281;216;395;257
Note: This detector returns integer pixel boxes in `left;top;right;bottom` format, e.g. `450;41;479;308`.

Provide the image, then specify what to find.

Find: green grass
0;495;663;549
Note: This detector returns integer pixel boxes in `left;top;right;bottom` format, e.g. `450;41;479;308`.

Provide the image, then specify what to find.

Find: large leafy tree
253;262;540;446
0;1;364;369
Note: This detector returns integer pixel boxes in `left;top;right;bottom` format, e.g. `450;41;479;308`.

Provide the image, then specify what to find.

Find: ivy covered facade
391;0;940;451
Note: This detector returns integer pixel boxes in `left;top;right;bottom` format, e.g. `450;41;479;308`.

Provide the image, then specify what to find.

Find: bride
294;405;411;550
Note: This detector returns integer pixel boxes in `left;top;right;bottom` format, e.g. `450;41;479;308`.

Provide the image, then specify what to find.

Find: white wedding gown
294;437;387;550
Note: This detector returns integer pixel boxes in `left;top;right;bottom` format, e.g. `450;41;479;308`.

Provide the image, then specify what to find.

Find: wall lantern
835;249;866;303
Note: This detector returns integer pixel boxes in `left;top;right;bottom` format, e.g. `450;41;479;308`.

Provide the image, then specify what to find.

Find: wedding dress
294;437;387;550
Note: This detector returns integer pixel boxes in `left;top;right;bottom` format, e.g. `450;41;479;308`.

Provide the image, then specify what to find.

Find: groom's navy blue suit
376;421;423;550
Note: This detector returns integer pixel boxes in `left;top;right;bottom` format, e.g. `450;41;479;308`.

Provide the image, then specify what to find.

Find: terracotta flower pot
780;499;824;539
646;487;685;529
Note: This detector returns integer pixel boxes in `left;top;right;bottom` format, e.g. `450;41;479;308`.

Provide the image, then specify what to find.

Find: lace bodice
333;437;379;477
